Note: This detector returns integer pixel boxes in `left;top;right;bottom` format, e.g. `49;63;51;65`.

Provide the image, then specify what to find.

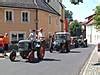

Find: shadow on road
93;62;100;65
42;58;61;61
10;58;40;63
11;58;61;63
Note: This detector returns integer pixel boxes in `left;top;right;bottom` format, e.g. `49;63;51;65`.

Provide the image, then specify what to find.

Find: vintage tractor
9;39;45;62
49;32;71;53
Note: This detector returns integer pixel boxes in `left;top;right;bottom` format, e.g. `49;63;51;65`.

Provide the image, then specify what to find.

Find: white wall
86;25;100;44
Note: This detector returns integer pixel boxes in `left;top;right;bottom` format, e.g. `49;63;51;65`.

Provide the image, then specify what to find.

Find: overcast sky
62;0;100;22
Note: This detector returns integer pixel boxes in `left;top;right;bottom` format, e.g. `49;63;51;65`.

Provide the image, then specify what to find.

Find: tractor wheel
61;43;70;53
28;51;34;63
37;46;45;60
60;44;66;53
9;51;16;62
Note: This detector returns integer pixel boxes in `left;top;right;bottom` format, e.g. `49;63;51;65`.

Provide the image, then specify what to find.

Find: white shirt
38;32;44;40
28;32;36;41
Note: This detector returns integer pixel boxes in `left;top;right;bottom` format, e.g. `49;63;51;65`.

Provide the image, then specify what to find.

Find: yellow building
0;0;60;43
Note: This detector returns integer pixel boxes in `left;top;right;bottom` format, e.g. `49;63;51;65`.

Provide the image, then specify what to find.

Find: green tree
69;20;82;36
70;0;83;5
65;10;73;21
94;5;100;29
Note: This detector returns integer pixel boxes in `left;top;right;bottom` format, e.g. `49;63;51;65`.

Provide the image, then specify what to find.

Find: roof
0;2;37;9
85;18;94;25
85;14;95;25
0;0;60;16
85;14;96;19
36;0;60;15
59;2;66;8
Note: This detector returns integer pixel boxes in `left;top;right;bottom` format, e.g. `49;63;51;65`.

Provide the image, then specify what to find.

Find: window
48;15;52;24
10;32;26;43
18;33;24;40
5;10;13;22
56;17;59;25
11;33;17;42
21;11;30;23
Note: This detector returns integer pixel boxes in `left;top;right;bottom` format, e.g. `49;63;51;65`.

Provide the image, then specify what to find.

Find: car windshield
55;34;67;40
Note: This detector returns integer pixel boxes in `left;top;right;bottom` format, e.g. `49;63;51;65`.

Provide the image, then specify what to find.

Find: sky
62;0;100;22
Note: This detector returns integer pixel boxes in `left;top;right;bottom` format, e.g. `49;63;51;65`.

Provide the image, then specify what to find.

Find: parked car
9;39;45;62
49;32;71;53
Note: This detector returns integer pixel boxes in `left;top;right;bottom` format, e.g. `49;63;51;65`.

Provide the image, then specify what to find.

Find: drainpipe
60;4;64;32
34;0;38;31
35;8;38;31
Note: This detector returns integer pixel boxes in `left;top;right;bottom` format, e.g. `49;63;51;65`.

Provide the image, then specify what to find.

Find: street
0;45;95;75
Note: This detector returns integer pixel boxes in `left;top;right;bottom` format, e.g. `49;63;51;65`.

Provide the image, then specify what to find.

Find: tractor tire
9;51;16;62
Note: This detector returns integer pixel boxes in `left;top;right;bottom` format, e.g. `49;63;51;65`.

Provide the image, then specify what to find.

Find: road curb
79;45;98;75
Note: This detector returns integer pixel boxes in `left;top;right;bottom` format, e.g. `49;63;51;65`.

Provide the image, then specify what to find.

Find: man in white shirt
28;30;36;41
38;28;45;40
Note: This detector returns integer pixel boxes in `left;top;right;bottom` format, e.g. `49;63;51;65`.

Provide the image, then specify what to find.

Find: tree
70;0;83;5
69;20;82;36
94;5;100;29
65;10;73;21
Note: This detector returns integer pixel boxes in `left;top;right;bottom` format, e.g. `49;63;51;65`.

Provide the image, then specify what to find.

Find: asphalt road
0;45;95;75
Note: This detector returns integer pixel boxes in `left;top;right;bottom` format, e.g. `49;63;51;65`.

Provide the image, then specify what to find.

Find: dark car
49;32;71;53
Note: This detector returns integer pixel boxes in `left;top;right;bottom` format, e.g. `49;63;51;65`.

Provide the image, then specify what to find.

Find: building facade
0;0;60;43
85;14;100;44
45;0;65;31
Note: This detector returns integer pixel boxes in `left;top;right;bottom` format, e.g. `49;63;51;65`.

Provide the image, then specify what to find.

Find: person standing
37;28;45;40
3;33;9;56
49;34;54;53
37;28;46;48
28;30;36;41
